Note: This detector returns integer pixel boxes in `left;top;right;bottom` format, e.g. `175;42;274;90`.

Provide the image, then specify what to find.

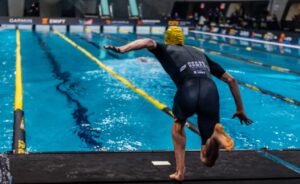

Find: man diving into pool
104;26;253;181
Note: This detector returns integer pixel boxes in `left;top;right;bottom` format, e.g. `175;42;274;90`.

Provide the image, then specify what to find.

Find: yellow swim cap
164;26;184;45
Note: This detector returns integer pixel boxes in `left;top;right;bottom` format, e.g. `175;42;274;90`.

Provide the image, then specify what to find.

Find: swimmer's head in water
164;26;184;45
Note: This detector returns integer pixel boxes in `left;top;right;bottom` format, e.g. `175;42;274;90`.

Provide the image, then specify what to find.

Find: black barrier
13;109;25;154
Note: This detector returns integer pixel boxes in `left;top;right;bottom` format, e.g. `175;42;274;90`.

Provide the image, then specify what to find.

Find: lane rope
13;29;26;154
192;30;300;50
187;35;300;60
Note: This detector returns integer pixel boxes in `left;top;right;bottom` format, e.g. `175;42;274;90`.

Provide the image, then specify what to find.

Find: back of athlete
174;77;220;145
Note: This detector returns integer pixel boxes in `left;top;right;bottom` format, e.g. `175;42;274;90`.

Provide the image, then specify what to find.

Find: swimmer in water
137;57;157;64
104;26;252;181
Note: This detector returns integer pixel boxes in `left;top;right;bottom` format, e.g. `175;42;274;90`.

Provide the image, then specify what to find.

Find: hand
232;110;253;125
103;45;124;53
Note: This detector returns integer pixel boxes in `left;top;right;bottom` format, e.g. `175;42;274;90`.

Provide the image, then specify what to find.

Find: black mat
268;150;300;167
0;154;12;184
6;151;300;183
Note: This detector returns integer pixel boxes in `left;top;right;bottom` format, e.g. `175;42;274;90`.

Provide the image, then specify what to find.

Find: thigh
172;84;198;121
197;80;220;145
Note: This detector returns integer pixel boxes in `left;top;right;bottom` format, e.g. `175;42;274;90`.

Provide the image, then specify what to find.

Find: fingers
103;45;121;52
103;45;113;49
242;118;253;125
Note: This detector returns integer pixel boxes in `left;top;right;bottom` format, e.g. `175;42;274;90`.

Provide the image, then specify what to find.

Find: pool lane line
257;149;300;174
13;29;26;154
53;30;200;135
94;33;300;107
237;81;300;106
34;33;103;149
192;30;300;50
187;35;300;60
187;39;300;76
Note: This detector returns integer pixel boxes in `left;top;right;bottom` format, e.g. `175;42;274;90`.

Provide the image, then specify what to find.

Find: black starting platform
1;150;300;183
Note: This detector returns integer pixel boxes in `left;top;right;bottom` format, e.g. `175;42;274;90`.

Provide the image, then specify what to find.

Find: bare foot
213;123;234;151
169;168;185;181
169;171;177;179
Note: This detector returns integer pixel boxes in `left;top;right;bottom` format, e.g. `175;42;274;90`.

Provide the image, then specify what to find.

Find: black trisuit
150;43;226;145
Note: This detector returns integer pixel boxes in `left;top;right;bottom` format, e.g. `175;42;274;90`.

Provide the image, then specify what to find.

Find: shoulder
149;41;167;53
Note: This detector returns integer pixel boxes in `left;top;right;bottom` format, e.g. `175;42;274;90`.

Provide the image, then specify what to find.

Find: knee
172;120;185;135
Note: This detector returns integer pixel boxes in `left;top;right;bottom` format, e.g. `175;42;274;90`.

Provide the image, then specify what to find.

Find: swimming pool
0;29;299;152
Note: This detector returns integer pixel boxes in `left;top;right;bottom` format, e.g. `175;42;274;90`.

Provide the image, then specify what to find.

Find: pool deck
1;150;300;183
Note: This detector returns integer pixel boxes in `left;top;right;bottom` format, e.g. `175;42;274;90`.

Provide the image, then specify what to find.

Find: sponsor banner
251;32;264;39
239;30;250;37
141;19;161;25
0;17;37;24
41;18;67;25
111;20;131;25
9;18;33;24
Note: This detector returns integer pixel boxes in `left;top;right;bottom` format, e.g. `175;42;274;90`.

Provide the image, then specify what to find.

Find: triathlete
104;26;252;181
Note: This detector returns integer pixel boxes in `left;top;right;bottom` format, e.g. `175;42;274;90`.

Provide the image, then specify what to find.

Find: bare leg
200;138;219;167
200;123;234;167
169;119;186;181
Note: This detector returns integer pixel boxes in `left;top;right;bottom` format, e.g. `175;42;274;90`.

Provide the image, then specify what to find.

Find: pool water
0;29;299;152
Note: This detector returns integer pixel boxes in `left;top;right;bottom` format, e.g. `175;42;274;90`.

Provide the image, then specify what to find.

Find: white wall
40;0;62;17
8;0;24;17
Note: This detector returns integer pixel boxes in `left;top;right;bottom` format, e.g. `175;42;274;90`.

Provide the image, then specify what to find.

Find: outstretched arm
221;72;253;125
104;39;156;53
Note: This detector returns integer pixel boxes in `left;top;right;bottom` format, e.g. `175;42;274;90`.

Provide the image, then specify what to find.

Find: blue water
0;30;15;152
192;32;300;59
0;29;299;152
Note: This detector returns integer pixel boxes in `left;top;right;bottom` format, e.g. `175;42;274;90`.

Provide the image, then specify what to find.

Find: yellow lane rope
15;29;23;111
14;29;26;154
